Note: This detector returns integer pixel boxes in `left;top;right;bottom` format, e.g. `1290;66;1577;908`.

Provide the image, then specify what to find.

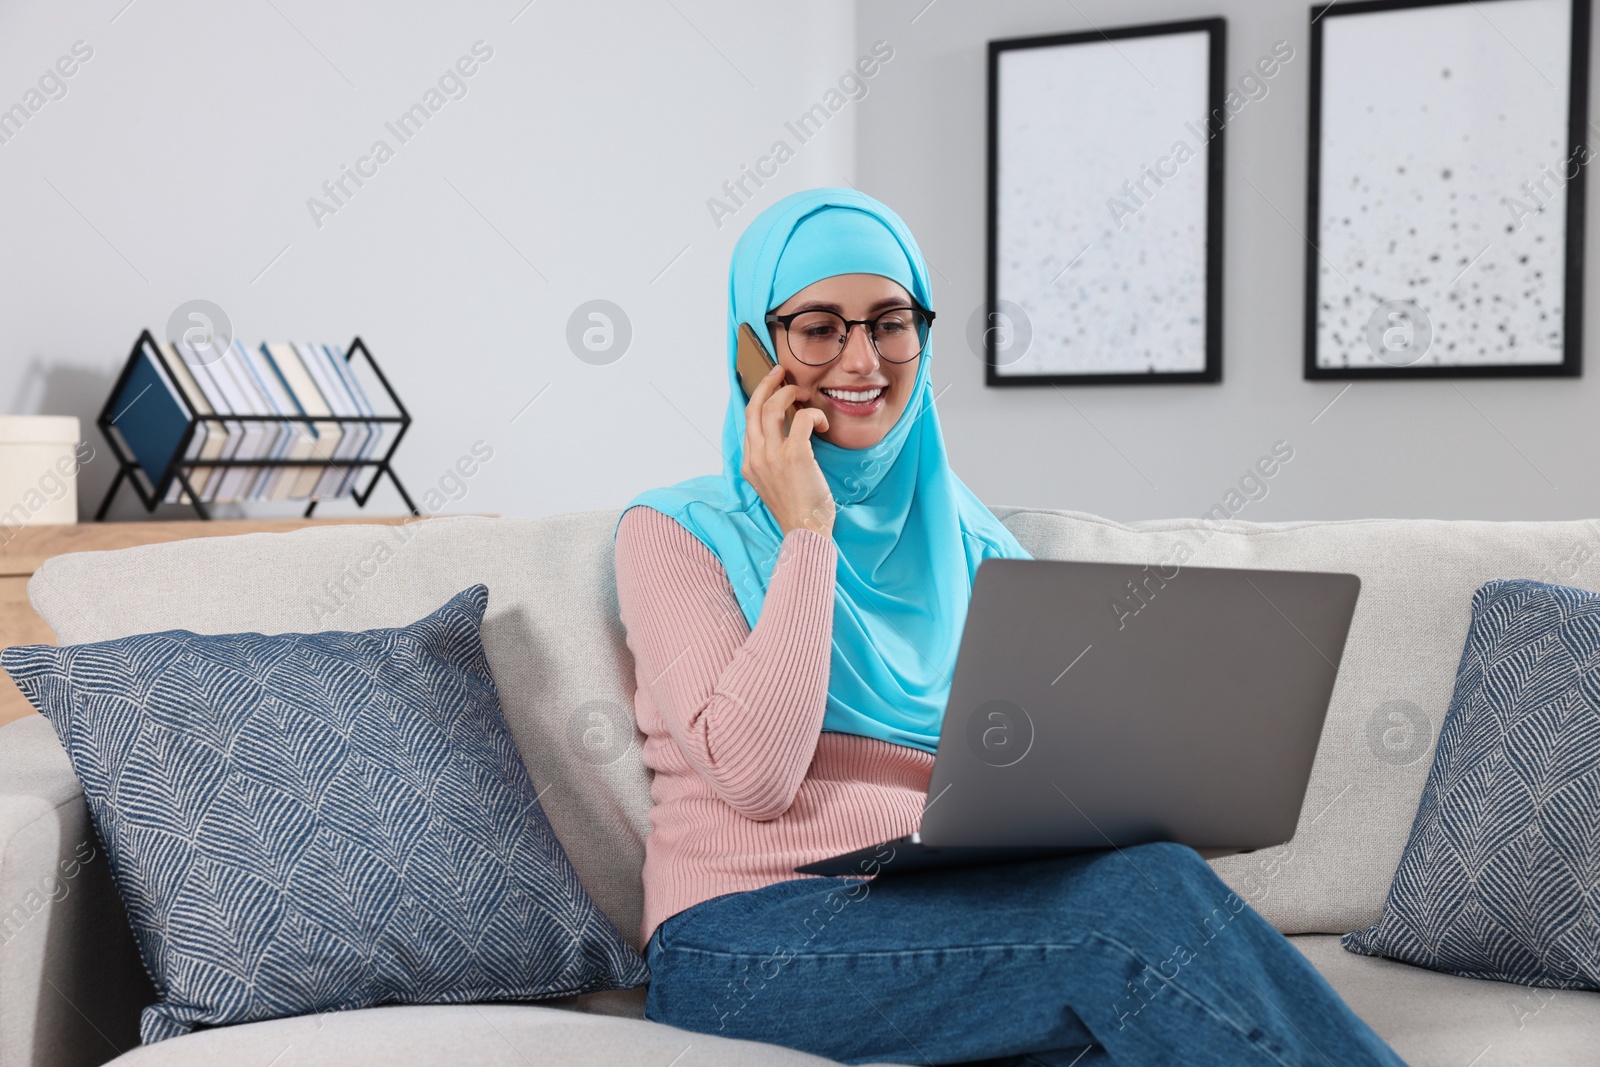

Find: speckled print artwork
1316;0;1572;369
994;32;1212;376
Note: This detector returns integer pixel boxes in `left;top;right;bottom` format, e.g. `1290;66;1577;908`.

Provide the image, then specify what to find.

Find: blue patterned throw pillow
1;584;648;1042
1343;578;1600;989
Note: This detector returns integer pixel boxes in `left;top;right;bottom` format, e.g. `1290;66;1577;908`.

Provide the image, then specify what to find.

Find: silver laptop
796;558;1361;877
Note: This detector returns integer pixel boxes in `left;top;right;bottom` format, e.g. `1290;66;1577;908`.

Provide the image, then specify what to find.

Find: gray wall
856;0;1600;522
0;0;856;521
1;0;1595;524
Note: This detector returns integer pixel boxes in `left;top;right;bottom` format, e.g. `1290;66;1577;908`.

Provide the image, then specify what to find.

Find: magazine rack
94;331;419;520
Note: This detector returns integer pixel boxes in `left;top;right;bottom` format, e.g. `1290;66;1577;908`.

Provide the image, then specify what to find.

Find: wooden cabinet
0;517;422;727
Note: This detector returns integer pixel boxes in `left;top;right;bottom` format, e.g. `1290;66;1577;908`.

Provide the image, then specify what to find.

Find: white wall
0;0;858;521
2;0;1597;525
856;0;1600;523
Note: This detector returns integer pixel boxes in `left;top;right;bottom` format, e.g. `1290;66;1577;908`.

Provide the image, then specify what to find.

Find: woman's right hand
741;363;836;539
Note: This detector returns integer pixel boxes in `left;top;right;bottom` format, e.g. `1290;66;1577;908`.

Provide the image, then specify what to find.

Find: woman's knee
1084;841;1236;917
1134;843;1251;931
1130;841;1222;882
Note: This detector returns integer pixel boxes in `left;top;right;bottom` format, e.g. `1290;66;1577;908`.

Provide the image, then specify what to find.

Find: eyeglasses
764;304;935;366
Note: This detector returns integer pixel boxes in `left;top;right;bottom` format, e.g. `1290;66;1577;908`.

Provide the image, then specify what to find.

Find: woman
612;188;1406;1066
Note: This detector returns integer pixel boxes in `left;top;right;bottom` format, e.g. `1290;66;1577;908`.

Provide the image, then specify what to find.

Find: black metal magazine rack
95;331;420;520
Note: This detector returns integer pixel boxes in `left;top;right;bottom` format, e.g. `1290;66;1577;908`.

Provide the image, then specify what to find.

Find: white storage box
0;415;82;528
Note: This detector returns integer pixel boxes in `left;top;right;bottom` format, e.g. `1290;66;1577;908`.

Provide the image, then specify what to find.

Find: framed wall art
1305;0;1590;378
985;18;1227;386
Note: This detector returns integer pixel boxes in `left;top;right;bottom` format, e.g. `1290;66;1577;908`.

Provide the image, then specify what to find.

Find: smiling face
767;273;922;451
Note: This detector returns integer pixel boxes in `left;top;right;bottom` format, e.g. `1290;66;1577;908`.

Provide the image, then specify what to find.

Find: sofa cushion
1291;935;1600;1067
25;514;657;966
88;944;1600;1066
1343;579;1600;989
2;584;648;1042
991;507;1600;935
100;1002;896;1066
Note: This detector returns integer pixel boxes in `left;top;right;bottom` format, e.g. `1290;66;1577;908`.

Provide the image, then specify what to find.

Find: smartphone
736;322;798;435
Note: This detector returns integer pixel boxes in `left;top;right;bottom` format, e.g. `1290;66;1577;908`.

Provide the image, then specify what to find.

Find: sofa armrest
0;716;151;1067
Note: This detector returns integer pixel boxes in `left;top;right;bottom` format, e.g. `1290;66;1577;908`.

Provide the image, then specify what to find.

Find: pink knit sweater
614;504;934;948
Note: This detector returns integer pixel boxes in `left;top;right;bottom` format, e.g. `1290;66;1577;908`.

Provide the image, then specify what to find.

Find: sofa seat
95;939;1600;1067
1291;936;1600;1067
102;1002;901;1067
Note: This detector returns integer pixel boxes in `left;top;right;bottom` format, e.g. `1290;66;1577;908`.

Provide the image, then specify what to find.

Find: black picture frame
985;18;1227;387
1304;0;1590;379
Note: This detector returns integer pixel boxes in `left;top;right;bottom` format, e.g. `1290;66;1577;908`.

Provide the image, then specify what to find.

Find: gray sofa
2;507;1597;1066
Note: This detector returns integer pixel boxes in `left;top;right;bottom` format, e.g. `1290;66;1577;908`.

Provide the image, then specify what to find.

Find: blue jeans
643;842;1408;1066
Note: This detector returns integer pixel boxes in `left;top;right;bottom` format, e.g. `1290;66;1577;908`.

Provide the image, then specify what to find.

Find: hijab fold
615;187;1031;754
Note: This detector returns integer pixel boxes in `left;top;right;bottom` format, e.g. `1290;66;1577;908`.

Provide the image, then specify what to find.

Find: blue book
105;340;194;500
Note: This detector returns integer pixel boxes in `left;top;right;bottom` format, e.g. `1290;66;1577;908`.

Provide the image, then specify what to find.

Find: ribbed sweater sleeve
614;504;837;822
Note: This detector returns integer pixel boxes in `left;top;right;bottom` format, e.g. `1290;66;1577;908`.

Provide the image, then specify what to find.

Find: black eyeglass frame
763;304;937;365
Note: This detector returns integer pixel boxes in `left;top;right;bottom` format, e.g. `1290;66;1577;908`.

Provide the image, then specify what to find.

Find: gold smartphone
736;322;798;435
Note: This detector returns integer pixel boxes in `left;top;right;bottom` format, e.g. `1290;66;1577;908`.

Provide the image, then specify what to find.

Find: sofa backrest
26;508;1600;944
991;505;1600;934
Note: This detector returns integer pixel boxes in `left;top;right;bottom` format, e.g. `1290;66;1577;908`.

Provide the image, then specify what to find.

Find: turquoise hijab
614;187;1031;754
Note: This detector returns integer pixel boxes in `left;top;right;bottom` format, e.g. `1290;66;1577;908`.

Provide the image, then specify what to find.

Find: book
231;342;282;500
261;342;342;499
153;341;226;503
294;341;360;500
195;342;271;502
140;343;202;504
181;344;245;503
223;340;282;500
306;341;372;499
103;338;193;503
239;341;304;501
224;339;294;500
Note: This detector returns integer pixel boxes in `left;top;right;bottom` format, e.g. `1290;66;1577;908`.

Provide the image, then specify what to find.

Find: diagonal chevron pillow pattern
1;584;648;1043
1342;578;1600;989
